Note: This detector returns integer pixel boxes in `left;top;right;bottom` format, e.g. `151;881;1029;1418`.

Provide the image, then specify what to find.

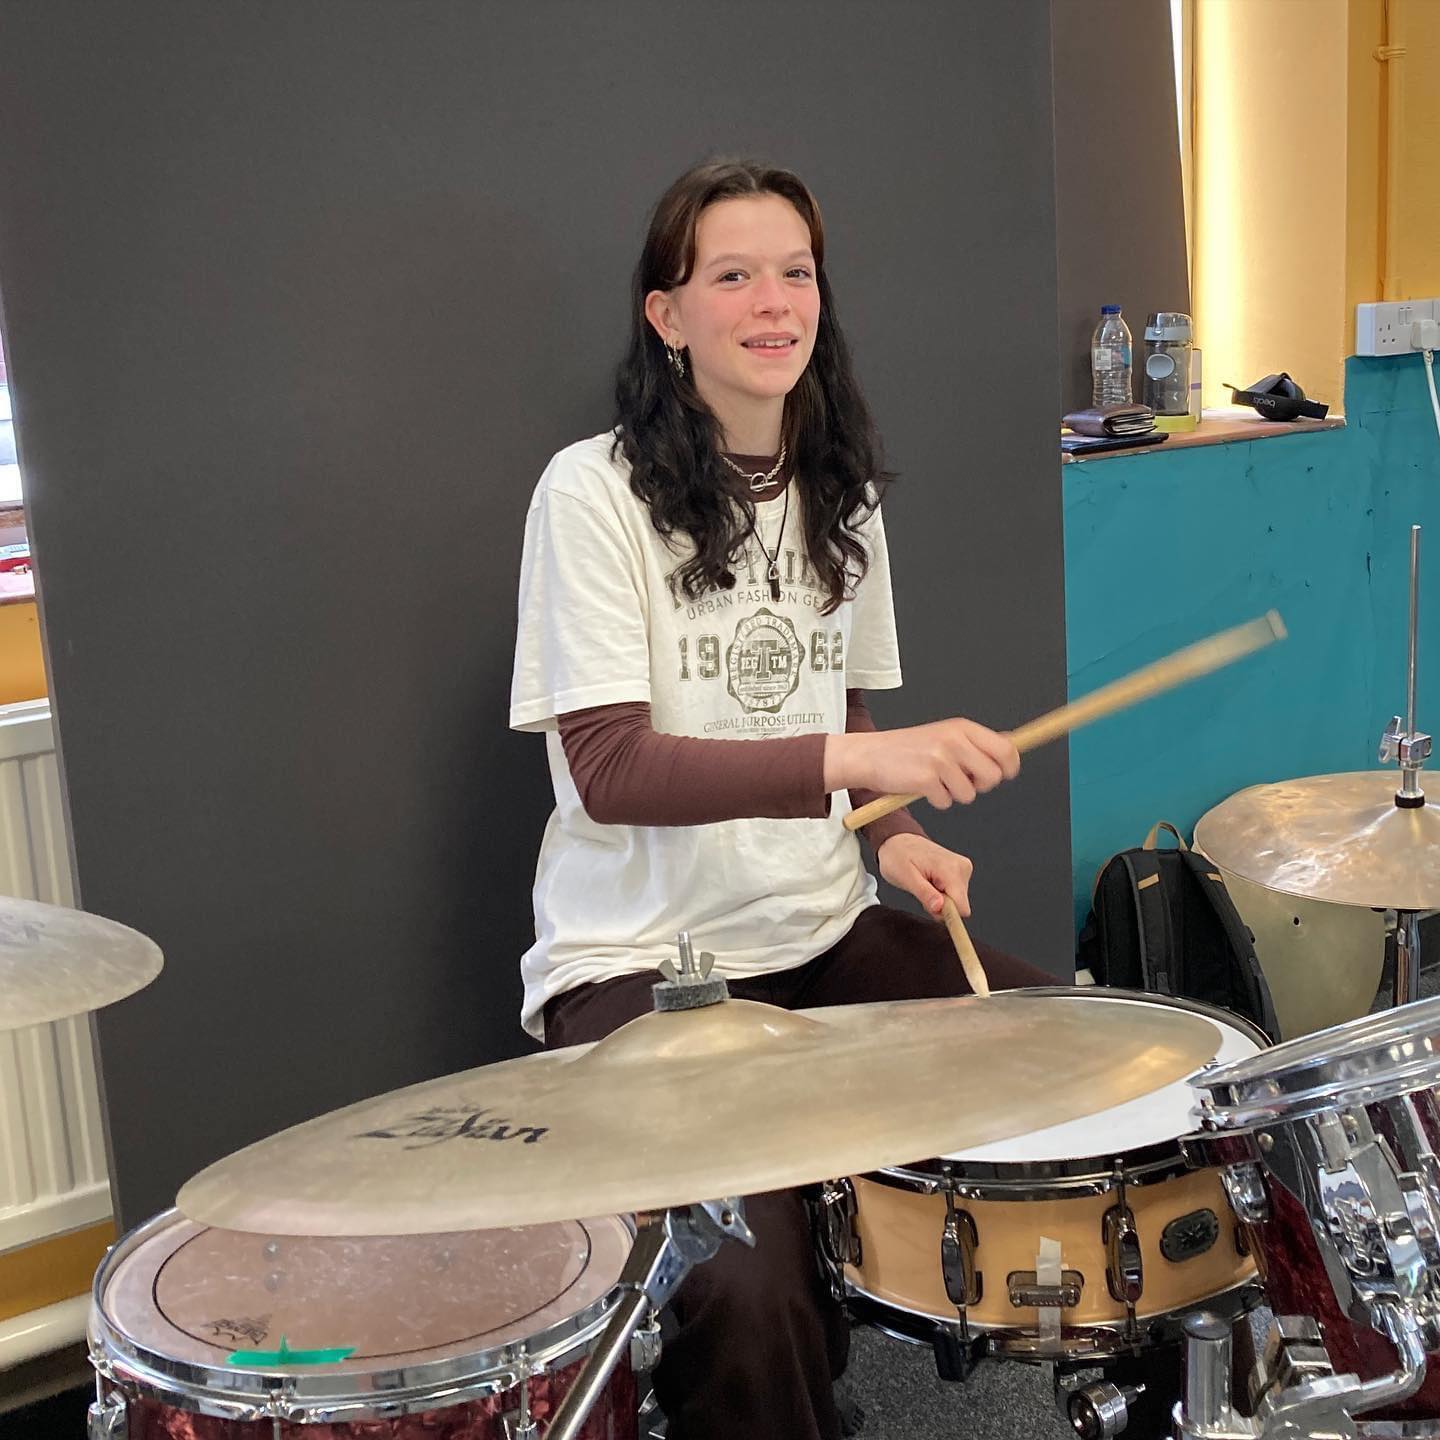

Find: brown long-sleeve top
556;688;925;851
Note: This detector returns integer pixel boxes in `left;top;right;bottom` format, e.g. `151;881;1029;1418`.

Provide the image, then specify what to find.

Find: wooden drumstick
845;610;1286;831
940;895;990;998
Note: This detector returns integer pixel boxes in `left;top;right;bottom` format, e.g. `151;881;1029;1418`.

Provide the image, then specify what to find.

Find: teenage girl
510;158;1052;1440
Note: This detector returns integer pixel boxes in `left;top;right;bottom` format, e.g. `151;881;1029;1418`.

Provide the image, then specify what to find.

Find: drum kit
2;527;1437;1440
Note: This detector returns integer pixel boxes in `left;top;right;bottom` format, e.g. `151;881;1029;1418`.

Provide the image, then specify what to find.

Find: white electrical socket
1356;298;1440;355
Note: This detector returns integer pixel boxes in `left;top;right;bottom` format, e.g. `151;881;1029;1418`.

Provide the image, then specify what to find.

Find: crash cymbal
0;894;163;1031
1194;771;1440;913
178;992;1219;1235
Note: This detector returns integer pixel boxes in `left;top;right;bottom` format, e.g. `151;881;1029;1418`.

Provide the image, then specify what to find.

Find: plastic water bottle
1091;305;1133;407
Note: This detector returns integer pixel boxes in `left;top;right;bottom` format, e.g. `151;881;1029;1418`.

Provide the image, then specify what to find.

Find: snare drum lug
1104;1164;1145;1324
87;1391;127;1440
815;1179;861;1301
941;1184;982;1309
1104;1207;1144;1306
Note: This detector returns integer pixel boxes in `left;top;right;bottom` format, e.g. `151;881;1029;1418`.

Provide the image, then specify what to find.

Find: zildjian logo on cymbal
356;1105;548;1148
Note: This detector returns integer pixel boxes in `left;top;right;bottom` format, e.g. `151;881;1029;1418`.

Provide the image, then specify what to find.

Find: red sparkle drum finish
1193;995;1440;1430
89;1211;638;1440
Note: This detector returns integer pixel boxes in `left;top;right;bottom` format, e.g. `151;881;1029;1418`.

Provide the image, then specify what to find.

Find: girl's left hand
877;833;974;918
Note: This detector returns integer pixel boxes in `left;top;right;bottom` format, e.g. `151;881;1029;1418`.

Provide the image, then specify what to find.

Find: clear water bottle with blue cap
1091;305;1133;407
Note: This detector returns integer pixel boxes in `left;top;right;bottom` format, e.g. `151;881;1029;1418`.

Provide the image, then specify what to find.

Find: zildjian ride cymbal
178;991;1219;1234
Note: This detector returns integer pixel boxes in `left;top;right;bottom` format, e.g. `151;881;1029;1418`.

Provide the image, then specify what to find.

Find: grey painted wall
0;0;1070;1229
1053;0;1191;415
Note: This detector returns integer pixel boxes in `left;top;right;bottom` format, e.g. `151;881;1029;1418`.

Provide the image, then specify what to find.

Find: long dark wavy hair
613;160;894;614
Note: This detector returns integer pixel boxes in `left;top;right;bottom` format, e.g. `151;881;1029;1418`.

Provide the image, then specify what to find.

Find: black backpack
1077;822;1281;1042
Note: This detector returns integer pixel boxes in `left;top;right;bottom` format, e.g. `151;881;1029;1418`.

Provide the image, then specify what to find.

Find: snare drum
821;989;1265;1365
88;1210;639;1439
1192;994;1440;1433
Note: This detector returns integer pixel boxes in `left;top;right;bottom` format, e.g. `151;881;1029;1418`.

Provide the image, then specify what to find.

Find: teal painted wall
1065;356;1440;933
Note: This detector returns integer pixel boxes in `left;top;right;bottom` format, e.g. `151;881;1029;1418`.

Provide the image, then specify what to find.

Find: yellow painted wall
0;601;47;704
1194;0;1350;413
1382;0;1440;301
1346;0;1383;352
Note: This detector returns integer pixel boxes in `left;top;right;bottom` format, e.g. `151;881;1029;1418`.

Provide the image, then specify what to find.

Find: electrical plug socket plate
1356;299;1440;355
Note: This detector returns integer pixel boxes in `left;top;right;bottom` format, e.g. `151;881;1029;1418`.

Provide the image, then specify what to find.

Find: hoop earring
666;340;687;380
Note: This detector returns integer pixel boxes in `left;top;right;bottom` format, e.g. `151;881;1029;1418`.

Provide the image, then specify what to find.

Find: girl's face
645;194;821;438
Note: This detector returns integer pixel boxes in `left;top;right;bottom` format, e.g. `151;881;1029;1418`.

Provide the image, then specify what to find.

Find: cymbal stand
1379;525;1433;1006
541;932;756;1440
540;1197;756;1440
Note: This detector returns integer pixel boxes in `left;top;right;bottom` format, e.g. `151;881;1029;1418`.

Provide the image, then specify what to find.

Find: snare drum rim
88;1209;634;1423
872;988;1269;1198
1194;992;1440;1132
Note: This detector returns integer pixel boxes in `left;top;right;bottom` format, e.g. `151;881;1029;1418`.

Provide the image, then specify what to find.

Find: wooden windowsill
1061;406;1346;463
0;572;35;608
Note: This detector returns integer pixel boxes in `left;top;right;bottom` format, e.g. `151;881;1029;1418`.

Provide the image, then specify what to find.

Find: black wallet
1063;403;1157;438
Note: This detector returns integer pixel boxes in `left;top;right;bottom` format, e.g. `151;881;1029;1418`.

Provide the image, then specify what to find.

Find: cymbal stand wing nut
653;932;729;1011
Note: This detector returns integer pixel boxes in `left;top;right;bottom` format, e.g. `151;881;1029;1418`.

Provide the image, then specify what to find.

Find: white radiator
0;700;111;1254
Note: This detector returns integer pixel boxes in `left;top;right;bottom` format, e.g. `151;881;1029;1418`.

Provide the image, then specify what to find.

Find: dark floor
0;1351;90;1440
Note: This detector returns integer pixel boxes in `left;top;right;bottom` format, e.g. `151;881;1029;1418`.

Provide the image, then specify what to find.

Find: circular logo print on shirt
726;609;803;714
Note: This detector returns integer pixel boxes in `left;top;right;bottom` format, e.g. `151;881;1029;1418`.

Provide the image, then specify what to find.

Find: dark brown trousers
543;904;1059;1440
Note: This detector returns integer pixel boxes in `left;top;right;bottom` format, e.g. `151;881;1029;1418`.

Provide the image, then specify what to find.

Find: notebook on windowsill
1061;431;1168;457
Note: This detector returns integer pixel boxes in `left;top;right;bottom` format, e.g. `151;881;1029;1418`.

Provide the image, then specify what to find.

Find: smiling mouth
741;338;799;351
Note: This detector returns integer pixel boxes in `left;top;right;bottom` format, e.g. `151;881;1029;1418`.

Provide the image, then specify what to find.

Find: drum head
96;1210;631;1394
943;990;1261;1163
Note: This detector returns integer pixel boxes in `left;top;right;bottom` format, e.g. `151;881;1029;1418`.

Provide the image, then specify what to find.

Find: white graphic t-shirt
510;433;904;1037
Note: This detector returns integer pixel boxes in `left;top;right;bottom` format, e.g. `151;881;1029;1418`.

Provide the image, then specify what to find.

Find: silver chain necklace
720;443;788;493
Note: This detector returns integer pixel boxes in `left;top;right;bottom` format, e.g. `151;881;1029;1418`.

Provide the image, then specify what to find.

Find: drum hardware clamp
628;1314;663;1375
1065;1377;1147;1440
1175;1304;1429;1440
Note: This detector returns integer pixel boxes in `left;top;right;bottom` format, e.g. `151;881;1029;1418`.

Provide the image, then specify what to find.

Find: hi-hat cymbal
0;894;163;1031
1194;771;1440;913
178;992;1219;1235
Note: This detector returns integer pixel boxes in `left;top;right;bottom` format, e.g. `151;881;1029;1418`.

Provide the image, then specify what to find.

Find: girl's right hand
823;719;1020;809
